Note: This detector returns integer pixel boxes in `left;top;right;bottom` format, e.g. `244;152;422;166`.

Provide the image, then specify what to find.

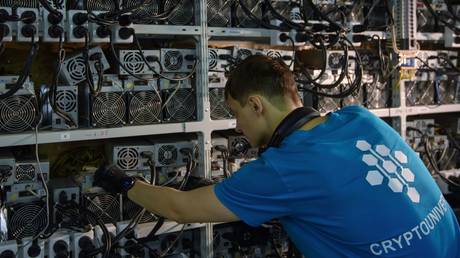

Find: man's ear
247;95;263;115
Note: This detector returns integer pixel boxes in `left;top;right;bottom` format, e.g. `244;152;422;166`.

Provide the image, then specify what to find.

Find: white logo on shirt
356;140;420;203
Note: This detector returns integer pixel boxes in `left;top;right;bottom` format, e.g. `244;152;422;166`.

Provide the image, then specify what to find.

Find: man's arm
127;180;240;224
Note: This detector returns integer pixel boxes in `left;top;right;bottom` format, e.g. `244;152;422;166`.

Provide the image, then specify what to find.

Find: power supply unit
208;48;232;72
262;48;294;70
119;49;161;76
19;237;45;258
16;8;39;42
160;48;196;73
66;9;88;43
232;46;264;63
41;8;65;42
154;140;195;167
89;11;111;43
0;7;13;42
60;46;110;86
108;142;156;171
46;231;70;258
70;231;96;258
228;135;258;159
51;85;79;130
0;240;17;257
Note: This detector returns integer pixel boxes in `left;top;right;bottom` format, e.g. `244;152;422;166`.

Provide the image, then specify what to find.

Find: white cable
18;122;50;248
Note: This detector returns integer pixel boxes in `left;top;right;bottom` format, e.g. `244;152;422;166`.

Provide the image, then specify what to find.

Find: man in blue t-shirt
95;55;460;257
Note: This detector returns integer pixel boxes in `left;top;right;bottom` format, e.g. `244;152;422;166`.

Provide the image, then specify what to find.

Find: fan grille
116;147;139;170
164;0;194;25
265;50;282;59
127;0;160;23
236;0;263;27
15;164;35;182
164;89;196;121
86;0;118;11
123;199;155;223
129;91;162;124
122;52;145;74
158;145;178;166
207;0;233;27
230;137;251;157
92;92;126;127
65;56;86;83
328;53;344;69
0;95;37;133
0;0;38;7
85;194;120;223
210;88;233;120
8;203;47;240
56;90;77;112
236;49;253;61
208;49;218;70
163;51;184;71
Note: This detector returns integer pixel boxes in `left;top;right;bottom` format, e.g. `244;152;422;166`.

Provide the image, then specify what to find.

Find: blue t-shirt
215;105;460;258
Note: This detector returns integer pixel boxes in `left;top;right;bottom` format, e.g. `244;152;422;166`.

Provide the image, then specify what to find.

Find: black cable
407;126;460;189
48;34;76;127
297;36;363;98
296;35;327;82
80;206;112;258
263;0;304;30
300;39;349;89
0;36;38;99
303;0;345;32
421;0;460;34
38;0;62;17
108;33;152;82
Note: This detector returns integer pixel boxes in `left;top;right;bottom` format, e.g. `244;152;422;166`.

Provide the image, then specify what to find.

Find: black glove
93;164;135;194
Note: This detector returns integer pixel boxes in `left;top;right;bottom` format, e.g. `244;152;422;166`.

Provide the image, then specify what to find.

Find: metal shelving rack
1;2;460;257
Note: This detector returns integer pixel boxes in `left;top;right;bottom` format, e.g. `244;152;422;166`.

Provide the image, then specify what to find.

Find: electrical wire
0;36;38;99
47;34;76;128
132;33;198;82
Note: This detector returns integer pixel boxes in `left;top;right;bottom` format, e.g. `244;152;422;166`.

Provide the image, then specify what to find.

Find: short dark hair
224;55;300;106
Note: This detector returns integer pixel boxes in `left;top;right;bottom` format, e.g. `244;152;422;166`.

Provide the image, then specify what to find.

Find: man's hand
93;164;135;194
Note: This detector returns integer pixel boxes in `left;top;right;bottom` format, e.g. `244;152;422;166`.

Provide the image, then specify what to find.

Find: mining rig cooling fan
210;88;233;120
7;202;47;240
0;0;39;7
161;48;196;73
125;0;160;23
235;0;263;28
207;0;234;27
164;0;194;25
163;88;196;122
84;193;121;224
0;94;38;134
123;198;155;223
91;91;127;127
128;89;162;125
86;0;118;12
